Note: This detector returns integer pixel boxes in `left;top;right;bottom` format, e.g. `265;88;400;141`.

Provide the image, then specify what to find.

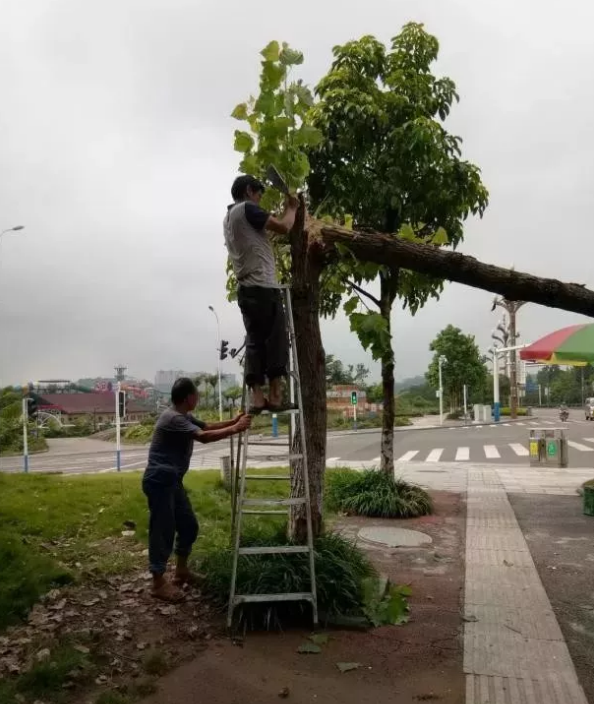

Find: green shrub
499;407;527;416
326;469;432;518
200;525;376;628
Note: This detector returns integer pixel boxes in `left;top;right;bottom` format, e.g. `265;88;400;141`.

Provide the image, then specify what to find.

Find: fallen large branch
317;224;594;317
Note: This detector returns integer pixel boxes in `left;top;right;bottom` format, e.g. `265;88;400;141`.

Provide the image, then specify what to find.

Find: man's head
171;377;199;411
231;174;265;205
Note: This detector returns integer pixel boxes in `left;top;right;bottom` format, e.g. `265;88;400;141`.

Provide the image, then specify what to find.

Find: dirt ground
509;493;594;703
141;491;466;704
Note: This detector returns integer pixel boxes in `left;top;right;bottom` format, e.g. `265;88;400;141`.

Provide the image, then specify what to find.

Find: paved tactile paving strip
464;470;588;703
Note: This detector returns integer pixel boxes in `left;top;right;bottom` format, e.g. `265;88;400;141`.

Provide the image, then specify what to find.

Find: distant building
37;393;152;427
326;385;367;411
154;370;201;394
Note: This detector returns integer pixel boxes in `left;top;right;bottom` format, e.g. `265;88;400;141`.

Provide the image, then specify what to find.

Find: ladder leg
284;288;318;625
231;360;248;534
228;424;250;629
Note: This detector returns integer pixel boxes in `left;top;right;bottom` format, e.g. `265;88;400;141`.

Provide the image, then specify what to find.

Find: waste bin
529;428;568;468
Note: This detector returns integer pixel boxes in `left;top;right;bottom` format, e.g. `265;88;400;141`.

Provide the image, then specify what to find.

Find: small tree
307;24;488;473
426;325;488;411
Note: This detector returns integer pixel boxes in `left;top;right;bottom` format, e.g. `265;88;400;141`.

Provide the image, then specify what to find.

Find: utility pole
491;299;527;419
438;355;447;425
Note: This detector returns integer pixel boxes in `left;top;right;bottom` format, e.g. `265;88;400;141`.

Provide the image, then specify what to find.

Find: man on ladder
223;174;299;414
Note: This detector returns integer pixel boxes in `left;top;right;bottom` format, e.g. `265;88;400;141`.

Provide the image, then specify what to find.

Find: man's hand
285;194;299;211
235;415;252;432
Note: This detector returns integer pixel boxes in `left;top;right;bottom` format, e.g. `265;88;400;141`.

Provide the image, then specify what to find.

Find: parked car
586;398;594;421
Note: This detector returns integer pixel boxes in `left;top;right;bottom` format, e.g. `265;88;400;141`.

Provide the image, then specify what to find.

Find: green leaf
280;47;304;66
336;662;363;673
343;296;359;315
297;642;321;654
231;103;248;121
294;83;314;107
233;130;254;154
254;92;277;117
431;227;449;245
344;214;353;230
294;125;324;147
239;154;259;175
399;223;416;241
261;40;280;62
262;61;285;90
349;312;391;361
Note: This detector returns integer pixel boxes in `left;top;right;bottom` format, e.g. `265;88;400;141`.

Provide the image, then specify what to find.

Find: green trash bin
583;481;594;517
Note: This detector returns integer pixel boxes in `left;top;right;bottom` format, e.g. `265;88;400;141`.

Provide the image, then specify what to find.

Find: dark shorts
237;285;288;387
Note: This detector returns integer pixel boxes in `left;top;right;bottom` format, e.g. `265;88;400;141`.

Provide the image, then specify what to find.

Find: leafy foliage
426;325;488;409
362;579;412;627
325;354;369;386
326;469;433;518
200;526;376;628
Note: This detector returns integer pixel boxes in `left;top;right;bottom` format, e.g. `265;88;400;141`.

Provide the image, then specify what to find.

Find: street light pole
208;305;223;422
438;355;445;424
0;225;25;242
491;347;500;422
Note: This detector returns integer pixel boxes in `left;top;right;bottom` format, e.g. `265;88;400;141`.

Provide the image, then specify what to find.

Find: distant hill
395;375;426;393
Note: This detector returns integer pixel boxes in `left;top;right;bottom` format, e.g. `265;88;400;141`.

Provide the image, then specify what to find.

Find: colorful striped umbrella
520;324;594;366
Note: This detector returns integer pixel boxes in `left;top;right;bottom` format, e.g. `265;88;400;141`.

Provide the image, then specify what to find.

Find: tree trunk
289;204;326;541
318;224;594;316
379;270;398;475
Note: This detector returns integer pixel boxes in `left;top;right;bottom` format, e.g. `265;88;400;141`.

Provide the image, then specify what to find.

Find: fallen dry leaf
336;662;363;673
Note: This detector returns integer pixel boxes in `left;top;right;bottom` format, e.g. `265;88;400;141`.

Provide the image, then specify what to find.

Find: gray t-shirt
223;202;278;288
143;409;206;485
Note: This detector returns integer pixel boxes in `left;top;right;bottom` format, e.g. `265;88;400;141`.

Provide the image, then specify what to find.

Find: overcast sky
1;0;593;387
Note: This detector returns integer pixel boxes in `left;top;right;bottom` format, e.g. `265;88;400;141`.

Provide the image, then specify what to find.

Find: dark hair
231;174;265;201
171;377;198;405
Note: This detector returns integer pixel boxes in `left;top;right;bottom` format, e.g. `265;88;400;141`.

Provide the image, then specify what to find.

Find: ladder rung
247;453;303;462
242;498;305;507
245;474;290;480
238;545;309;556
256;408;300;416
241;509;288;515
247;441;290;447
233;592;314;605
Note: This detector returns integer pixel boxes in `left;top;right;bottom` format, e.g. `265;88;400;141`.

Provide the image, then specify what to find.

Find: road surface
1;409;593;474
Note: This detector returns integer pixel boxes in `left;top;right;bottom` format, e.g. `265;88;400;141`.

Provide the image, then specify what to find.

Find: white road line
501;423;510;427
326;456;341;462
484;445;500;459
371;456;381;463
426;448;444;462
515;422;526;426
475;426;483;430
509;443;529;457
582;438;594;444
397;450;419;462
455;447;470;461
567;441;594;452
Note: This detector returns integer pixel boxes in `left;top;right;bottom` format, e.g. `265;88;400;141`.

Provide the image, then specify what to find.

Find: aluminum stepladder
227;285;318;628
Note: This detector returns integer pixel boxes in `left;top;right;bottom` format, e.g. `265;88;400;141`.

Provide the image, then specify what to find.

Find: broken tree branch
317;224;594;318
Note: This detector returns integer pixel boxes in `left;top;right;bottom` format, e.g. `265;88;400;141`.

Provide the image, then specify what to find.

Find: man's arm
193;415;251;444
201;416;242;431
245;196;299;237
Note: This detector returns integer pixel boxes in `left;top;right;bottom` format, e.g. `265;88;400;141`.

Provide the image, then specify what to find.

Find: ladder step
247;453;303;462
233;592;314;605
247;441;290;447
245;474;290;480
242;498;306;507
238;545;309;556
241;509;288;515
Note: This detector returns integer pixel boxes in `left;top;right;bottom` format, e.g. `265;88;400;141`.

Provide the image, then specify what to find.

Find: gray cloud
1;0;593;386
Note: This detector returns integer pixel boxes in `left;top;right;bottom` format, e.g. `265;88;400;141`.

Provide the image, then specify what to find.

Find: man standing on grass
142;377;251;602
224;174;299;414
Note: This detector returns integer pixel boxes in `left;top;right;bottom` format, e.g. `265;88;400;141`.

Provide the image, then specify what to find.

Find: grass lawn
0;469;290;630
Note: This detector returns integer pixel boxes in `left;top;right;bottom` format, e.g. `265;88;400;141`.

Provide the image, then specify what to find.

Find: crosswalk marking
509;443;529;457
567;441;594;452
484;445;500;459
426;448;444;462
327;457;341;462
372;456;381;463
515;422;526;426
455;447;470;461
397;450;419;462
582;438;594;444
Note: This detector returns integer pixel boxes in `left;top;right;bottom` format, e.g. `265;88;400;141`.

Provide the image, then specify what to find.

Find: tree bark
379;270;399;474
318;225;594;316
289;204;326;541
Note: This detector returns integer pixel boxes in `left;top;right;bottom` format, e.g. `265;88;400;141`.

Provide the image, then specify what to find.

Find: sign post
351;390;358;431
22;397;29;473
115;382;122;472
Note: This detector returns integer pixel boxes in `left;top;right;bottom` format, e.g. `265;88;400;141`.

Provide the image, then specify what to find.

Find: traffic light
118;390;126;418
220;340;229;360
27;396;38;418
351;391;358;406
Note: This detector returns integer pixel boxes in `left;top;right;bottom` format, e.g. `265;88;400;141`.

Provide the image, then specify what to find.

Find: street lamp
0;225;25;243
438;355;447;425
208;305;223;421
